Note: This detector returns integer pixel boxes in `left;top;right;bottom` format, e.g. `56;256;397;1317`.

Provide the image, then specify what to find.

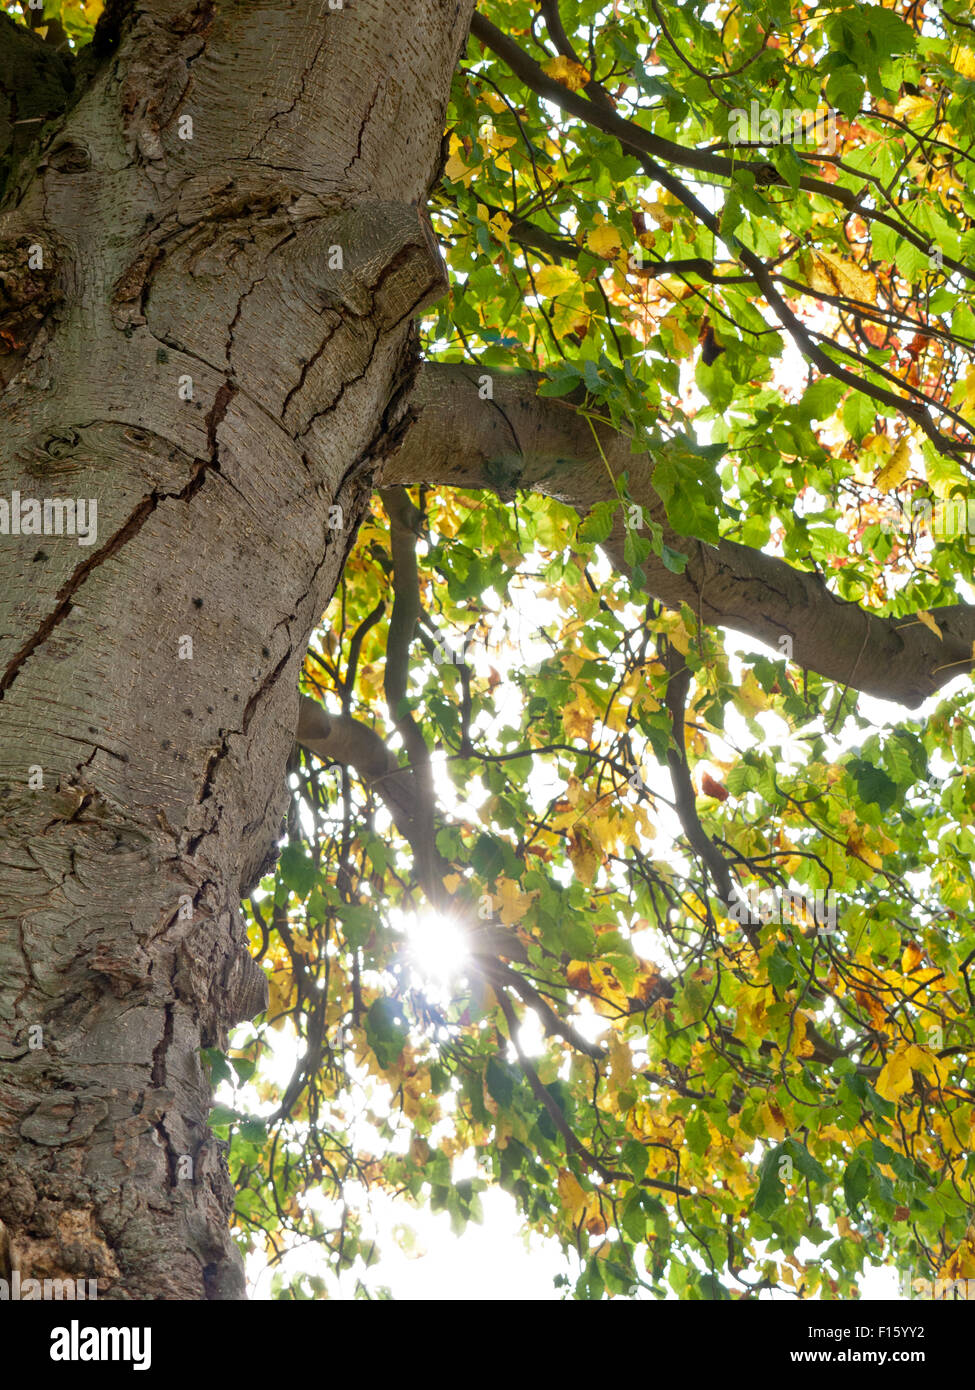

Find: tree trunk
0;0;471;1300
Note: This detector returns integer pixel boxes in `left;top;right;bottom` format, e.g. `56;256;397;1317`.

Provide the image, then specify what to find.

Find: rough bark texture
0;0;471;1300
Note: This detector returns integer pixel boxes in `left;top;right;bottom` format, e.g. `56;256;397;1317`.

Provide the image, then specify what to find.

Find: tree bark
0;0;471;1300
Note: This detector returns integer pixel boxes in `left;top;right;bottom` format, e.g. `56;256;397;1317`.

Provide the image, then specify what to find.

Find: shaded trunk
0;0;470;1299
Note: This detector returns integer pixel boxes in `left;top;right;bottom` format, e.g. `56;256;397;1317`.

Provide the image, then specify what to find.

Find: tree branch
295;696;430;851
469;12;975;289
377;487;449;896
493;982;693;1196
660;643;750;923
0;12;74;180
382;363;975;707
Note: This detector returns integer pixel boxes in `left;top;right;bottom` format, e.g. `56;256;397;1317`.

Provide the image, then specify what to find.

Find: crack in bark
150;1003;174;1091
342;76;382;181
13;914;41;1016
224;227;296;368
280;314;340;423
296;250;439;443
0;387;233;701
297;323;381;442
146;324;291;449
187;644;293;856
54;730;130;767
204;377;235;462
244;27;330;162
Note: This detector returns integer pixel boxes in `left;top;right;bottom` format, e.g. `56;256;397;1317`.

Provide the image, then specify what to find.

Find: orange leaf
700;772;729;802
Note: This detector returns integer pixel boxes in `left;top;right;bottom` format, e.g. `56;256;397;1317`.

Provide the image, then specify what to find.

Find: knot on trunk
294;200;449;326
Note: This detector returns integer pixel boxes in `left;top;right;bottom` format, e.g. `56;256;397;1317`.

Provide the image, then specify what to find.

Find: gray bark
0;0;471;1300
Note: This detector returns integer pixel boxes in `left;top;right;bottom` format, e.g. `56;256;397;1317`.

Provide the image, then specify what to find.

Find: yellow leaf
489;210;512;246
759;1101;787;1141
587;223;623;259
607;1033;633;1089
660;312;694;357
916;610;943;640
557;1170;589;1217
952;47;975;80
906;1043;950;1086
541;55;591;91
664;617;691;655
562;683;596;741
495;876;534;925
807;250;877;304
776;832;802;875
792;1012;816;1058
874;828;898;855
533;263;578;298
875;437;911;490
619;802;656;847
640;197;675;232
737;669;769;715
567;828;600;886
556;1173;600;1228
266;968;294;1031
901;941;923;974
875;1044;915;1103
444;138;478;186
894;94;934;123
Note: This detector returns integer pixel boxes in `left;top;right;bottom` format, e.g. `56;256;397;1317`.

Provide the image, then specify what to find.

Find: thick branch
0;13;74;175
382;364;975;707
296;696;430;851
662;646;739;896
378;487;449;894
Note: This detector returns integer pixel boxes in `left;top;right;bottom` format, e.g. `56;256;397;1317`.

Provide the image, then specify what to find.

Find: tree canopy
10;0;975;1301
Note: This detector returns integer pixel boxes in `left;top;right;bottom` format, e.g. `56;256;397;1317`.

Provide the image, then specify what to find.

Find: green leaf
209;1104;239;1130
577;500;618;546
843;1154;871;1216
755;1146;786;1216
486;1056;516;1109
364;998;408;1070
788;1138;827;1186
622;1139;649;1181
278;844;318;898
685;1110;710;1156
825;68;864;119
848;758;898;813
